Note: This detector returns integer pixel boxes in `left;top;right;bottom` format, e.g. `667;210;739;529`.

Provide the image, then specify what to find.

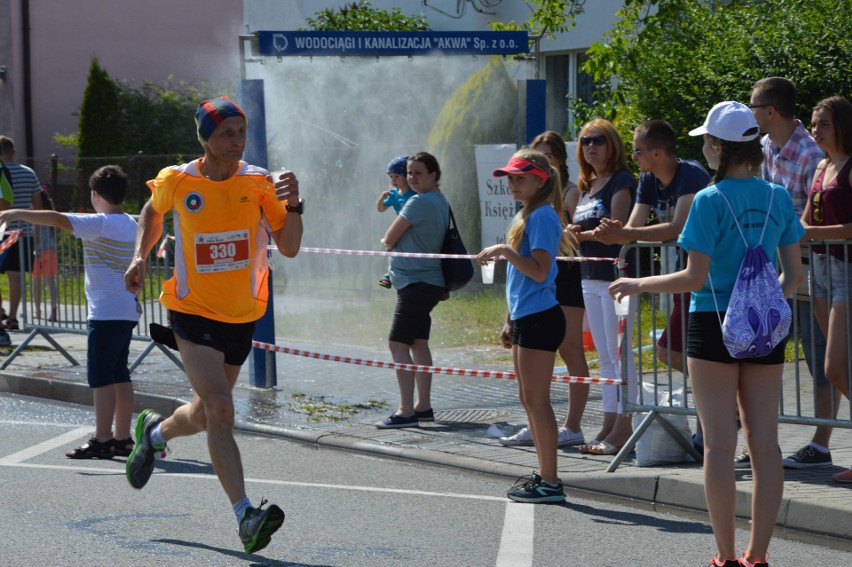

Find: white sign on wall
475;142;581;249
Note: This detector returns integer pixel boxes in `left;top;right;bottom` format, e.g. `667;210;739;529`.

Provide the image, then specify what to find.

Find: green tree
582;0;852;161
304;1;430;31
490;0;586;38
427;56;517;249
75;58;123;208
78;59;123;159
67;62;223;211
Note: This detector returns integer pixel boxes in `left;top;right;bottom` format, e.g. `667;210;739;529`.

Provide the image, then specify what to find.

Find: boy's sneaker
498;426;534;446
781;444;832;469
126;409;166;489
557;427;585;447
733;447;751;469
239;499;285;554
831;468;852;484
507;472;565;503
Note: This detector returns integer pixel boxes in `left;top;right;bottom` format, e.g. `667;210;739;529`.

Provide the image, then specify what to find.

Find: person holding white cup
477;148;578;503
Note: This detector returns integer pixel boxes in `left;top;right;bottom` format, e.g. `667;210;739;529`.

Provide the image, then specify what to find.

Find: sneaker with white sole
239;498;285;554
733;447;751;469
557;427;585;447
507;472;565;503
498;426;533;446
782;444;832;469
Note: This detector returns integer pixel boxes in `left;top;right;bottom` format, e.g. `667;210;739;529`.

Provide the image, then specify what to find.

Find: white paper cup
271;169;290;183
613;295;630;317
481;261;495;284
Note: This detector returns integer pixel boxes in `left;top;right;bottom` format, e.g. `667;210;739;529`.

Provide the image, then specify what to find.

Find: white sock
233;497;252;524
149;423;166;447
809;441;830;453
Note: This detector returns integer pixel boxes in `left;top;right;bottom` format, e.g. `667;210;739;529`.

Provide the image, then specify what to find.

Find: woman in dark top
801;96;852;485
572;119;638;455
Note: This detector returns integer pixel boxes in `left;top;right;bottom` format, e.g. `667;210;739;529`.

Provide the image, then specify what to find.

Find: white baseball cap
688;101;760;142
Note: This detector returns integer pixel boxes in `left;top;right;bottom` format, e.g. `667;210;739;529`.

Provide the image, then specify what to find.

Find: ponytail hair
709;135;763;183
505;148;578;258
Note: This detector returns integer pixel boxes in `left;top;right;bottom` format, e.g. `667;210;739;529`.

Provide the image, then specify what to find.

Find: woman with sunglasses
801;95;852;485
572;119;638;455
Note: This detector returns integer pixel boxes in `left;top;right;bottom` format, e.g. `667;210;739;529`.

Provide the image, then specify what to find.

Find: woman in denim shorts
801;96;852;485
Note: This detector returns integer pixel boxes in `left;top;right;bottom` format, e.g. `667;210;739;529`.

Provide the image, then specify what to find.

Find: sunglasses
813;191;823;223
580;135;607;147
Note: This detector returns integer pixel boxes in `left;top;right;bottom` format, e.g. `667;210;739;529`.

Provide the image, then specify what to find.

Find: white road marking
0;461;506;502
0;426;91;464
496;502;535;567
1;427;531;566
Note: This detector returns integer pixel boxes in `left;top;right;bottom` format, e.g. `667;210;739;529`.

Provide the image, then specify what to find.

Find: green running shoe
126;409;166;489
239;499;285;554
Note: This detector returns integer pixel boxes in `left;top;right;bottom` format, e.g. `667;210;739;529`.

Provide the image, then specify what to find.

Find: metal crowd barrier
1;222;183;372
607;240;852;472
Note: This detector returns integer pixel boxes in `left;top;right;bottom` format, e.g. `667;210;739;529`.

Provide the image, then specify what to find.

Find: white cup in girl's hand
613;294;630;317
481;261;495;284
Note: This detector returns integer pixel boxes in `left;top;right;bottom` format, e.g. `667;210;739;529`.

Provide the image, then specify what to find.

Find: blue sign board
257;31;529;57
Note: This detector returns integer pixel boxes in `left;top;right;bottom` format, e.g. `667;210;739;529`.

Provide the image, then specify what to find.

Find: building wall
244;0;621;52
1;0;244;161
243;0;623;135
0;0;622;161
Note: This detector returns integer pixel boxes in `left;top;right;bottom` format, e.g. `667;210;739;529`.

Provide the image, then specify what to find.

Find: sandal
578;439;603;454
581;441;623;455
111;437;135;457
5;318;18;330
66;437;115;459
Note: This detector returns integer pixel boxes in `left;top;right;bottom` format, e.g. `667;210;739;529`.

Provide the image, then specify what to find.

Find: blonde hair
576;119;630;192
505;148;578;258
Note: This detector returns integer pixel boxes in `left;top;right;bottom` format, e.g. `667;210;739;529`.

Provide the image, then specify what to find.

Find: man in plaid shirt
749;77;833;472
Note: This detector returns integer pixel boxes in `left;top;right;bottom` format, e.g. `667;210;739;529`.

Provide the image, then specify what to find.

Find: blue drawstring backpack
709;188;792;358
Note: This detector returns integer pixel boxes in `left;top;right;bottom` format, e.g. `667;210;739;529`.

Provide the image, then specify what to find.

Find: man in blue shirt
595;120;710;372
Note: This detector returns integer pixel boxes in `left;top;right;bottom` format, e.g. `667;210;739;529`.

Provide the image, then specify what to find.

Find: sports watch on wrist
285;199;305;215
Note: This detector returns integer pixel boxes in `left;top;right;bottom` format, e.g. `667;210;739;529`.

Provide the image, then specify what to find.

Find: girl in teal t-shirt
610;102;803;567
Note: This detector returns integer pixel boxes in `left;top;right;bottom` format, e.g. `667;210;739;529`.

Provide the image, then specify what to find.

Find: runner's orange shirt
148;159;288;323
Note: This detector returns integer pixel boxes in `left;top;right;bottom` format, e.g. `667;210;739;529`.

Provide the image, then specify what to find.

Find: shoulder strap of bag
708;186;775;324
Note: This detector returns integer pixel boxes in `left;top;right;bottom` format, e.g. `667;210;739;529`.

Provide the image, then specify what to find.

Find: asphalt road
2;393;850;567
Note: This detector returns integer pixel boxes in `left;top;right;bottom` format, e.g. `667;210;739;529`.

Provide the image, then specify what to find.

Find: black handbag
441;207;474;291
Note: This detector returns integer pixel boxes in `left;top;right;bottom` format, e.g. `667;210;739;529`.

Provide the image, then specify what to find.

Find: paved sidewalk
1;328;850;542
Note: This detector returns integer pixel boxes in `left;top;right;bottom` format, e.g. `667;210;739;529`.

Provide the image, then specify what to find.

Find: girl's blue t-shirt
678;177;805;313
506;204;562;320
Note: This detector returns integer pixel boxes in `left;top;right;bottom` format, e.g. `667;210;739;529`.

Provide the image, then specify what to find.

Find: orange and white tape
0;229;21;255
284;245;618;264
251;341;623;385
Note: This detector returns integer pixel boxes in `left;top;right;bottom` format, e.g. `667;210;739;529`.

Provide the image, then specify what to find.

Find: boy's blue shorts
87;319;137;388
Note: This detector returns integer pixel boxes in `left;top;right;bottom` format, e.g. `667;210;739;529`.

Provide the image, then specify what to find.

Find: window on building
545;50;605;138
545;53;570;136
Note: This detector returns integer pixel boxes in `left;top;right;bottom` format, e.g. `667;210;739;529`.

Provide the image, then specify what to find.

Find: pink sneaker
832;468;852;484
